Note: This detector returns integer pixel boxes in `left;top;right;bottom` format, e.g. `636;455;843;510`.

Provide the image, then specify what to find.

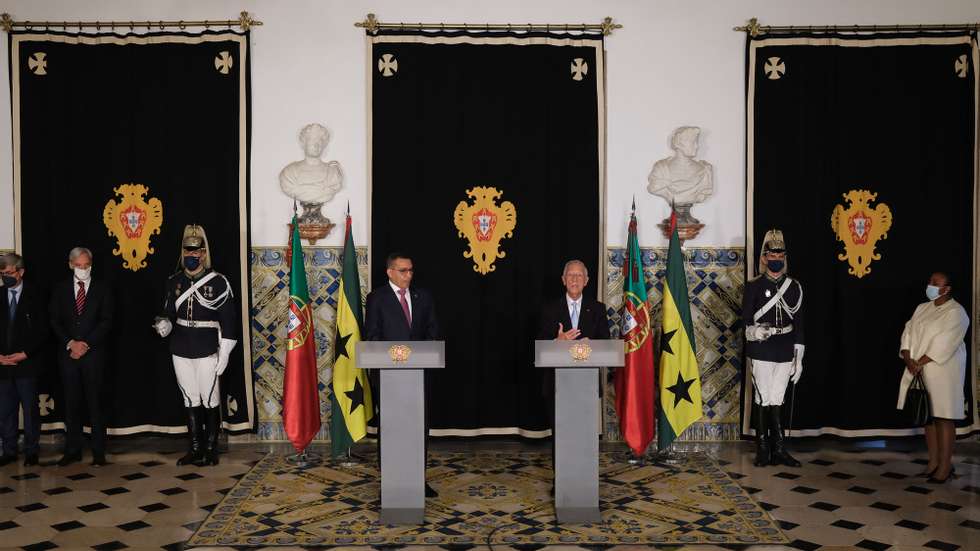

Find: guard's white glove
791;344;805;384
746;324;775;342
215;338;238;376
152;317;172;338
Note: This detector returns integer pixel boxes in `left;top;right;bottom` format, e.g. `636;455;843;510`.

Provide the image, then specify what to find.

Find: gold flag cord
355;13;621;36
735;17;980;37
0;11;262;32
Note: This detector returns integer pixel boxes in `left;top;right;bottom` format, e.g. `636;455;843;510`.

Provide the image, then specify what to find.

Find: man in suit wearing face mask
153;225;238;467
0;253;48;467
49;247;114;466
742;229;805;468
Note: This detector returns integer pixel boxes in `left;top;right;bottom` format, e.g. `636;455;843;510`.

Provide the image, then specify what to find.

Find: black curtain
370;31;604;435
746;32;978;435
11;30;253;433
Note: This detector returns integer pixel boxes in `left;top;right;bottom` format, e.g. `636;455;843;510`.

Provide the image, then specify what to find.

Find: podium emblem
830;189;892;279
453;186;517;275
569;342;592;361
103;183;163;271
388;344;412;362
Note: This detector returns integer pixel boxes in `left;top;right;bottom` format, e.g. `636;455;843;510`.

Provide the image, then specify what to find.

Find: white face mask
74;267;91;281
925;285;943;301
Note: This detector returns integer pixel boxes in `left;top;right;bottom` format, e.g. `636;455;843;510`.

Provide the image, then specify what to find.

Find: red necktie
75;281;86;315
398;288;412;327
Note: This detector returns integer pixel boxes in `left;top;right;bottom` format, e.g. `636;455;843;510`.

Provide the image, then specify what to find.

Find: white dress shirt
566;294;582;330
389;280;412;318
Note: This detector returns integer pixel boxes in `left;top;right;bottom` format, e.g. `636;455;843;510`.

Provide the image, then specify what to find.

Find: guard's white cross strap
753;277;794;323
175;271;219;310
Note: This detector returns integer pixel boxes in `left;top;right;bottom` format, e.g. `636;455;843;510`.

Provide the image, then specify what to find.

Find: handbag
903;373;931;427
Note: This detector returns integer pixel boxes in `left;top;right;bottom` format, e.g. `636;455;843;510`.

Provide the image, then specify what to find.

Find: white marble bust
647;126;714;207
279;123;343;205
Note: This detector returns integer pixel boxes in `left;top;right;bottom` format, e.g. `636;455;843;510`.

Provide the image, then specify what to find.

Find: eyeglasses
393;268;414;274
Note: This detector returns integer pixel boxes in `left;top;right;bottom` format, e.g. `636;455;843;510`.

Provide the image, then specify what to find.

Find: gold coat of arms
453;187;517;275
830;189;892;279
103;184;164;271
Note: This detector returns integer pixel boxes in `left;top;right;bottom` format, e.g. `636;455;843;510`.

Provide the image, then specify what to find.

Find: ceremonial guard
742;230;804;467
154;225;237;466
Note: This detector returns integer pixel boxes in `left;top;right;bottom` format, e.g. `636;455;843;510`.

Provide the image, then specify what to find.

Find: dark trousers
0;376;40;456
60;358;106;454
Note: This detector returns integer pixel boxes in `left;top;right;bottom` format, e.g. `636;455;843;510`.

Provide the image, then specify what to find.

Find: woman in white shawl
897;272;969;483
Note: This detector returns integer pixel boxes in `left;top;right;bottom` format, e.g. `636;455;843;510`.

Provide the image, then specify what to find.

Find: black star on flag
661;328;677;355
666;372;695;408
344;377;366;414
335;331;352;361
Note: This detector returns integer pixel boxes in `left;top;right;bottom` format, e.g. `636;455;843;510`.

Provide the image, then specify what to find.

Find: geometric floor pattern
187;450;786;547
0;437;976;549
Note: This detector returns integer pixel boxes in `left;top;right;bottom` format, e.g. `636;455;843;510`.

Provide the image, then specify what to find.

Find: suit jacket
0;281;50;379
537;296;611;401
49;277;114;367
364;285;440;342
537;296;610;341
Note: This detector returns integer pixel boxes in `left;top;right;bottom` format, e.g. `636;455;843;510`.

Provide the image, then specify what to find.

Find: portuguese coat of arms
453;187;517;275
830;189;892;279
103;184;163;271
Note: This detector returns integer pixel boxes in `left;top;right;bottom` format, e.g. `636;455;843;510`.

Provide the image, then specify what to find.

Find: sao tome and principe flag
283;215;322;453
615;204;656;456
657;213;703;450
330;212;374;457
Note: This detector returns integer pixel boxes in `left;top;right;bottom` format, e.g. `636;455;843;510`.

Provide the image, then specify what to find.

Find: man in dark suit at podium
538;260;610;342
364;252;440;497
538;259;610;494
49;247;114;466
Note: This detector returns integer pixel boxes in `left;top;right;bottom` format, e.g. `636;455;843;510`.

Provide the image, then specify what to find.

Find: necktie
8;290;17;322
571;301;579;330
398;288;412;327
76;281;86;315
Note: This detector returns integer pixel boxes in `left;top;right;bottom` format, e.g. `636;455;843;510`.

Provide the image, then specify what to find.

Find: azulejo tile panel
247;246;369;442
603;247;745;445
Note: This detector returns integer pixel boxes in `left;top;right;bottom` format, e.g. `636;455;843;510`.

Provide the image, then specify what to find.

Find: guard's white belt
177;319;220;329
770;324;793;335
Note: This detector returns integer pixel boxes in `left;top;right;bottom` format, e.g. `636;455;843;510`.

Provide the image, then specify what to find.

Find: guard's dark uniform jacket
741;274;804;363
162;269;237;359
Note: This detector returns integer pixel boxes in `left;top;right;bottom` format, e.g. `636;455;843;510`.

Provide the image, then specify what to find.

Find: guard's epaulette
167;270;183;280
747;273;764;282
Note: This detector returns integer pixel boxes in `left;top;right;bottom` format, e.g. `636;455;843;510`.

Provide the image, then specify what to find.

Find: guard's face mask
766;259;785;273
183;256;202;271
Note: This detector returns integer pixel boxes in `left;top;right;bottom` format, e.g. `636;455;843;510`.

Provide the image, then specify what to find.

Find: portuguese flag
615;205;656;456
657;213;703;450
283;215;321;453
330;212;374;457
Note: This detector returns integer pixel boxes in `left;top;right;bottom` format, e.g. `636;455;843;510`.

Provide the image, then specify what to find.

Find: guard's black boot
201;407;221;466
769;405;801;467
753;404;770;467
177;406;204;466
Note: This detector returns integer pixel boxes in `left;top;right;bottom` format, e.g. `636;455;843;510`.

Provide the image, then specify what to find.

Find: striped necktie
75;281;86;315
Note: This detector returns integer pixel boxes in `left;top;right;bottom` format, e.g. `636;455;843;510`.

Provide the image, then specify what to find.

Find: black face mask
183;256;201;271
1;275;17;287
767;259;785;273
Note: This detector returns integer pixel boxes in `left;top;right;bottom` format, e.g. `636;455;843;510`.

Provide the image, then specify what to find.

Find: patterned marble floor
0;437;976;550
